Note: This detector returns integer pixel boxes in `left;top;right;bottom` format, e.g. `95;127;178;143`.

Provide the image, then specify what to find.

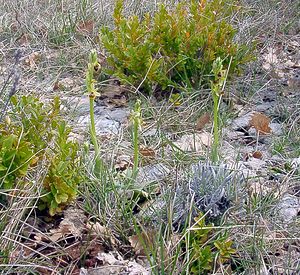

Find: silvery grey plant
140;162;245;230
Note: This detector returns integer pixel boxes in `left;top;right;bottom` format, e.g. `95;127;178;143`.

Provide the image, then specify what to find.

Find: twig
0;49;22;121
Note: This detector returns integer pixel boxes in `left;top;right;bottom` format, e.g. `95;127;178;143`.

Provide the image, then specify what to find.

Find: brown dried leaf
196;112;210;131
249;112;271;135
115;154;132;171
99;86;128;107
53;81;62;91
108;96;127;107
34;207;86;243
129;230;156;256
86;222;117;246
10;244;35;261
101;85;125;98
65;243;82;261
48;219;81;242
253;151;263;159
139;147;156;157
77;20;94;34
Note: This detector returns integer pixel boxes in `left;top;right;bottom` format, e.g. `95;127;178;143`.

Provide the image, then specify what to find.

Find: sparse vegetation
0;0;299;274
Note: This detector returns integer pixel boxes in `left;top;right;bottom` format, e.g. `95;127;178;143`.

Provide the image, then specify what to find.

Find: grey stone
76;105;129;135
244;158;266;171
270;122;283;135
231;112;255;130
255;102;274;112
74;97;90;115
291;157;300;168
135;163;170;189
276;194;300;224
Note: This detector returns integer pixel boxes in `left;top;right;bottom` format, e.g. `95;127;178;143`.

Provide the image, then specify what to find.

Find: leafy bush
188;214;236;274
0;96;80;215
100;0;251;93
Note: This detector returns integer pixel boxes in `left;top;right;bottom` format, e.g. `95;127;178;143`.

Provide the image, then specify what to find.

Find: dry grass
0;0;299;274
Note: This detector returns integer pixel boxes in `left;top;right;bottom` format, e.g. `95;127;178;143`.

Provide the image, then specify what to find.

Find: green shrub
100;0;251;93
0;125;34;190
0;96;80;215
188;213;236;274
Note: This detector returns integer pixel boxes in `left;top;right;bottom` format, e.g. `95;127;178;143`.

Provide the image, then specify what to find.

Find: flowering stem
131;99;141;180
86;50;102;177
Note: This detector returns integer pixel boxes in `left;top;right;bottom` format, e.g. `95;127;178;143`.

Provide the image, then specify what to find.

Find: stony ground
0;0;300;274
